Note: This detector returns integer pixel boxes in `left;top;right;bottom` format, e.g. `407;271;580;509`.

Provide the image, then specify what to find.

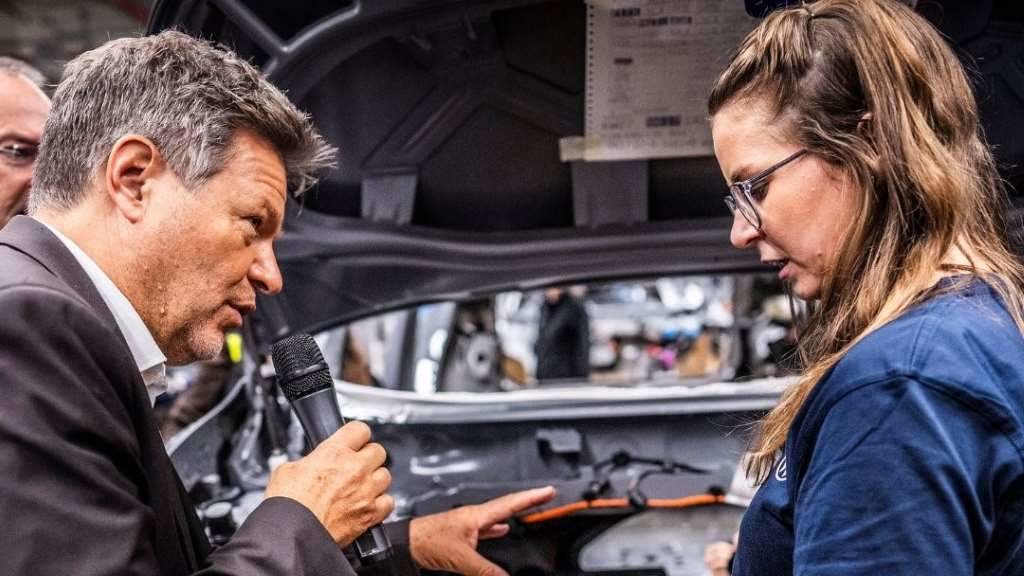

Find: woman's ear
857;111;873;134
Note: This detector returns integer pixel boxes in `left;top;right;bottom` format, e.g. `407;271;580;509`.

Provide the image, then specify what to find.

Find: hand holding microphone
265;333;393;562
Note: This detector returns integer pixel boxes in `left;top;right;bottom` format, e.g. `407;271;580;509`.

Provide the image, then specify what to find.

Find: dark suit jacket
0;216;415;575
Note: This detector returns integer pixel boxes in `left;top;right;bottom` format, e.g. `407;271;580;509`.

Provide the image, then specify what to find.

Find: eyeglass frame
723;148;807;231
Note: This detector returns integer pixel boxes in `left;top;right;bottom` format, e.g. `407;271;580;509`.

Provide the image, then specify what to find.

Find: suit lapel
0;215;211;572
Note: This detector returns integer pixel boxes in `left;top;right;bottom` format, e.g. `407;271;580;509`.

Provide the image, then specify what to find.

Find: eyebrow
728;165;754;185
264;200;285;240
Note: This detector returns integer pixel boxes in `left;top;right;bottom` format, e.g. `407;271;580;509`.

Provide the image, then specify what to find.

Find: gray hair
30;30;335;211
0;56;46;88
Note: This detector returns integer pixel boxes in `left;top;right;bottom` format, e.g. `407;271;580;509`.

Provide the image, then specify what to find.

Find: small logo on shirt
775;455;788;482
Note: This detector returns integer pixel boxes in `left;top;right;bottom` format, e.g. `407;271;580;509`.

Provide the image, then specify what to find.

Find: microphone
271;333;392;566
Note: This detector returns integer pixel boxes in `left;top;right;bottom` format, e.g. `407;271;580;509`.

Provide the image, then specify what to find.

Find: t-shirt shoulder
809;283;1024;444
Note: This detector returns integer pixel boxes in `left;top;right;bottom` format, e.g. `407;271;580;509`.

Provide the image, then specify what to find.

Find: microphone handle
291;388;347;445
291;388;392;564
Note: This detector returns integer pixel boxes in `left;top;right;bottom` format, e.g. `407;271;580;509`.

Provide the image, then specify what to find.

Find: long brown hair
708;0;1024;484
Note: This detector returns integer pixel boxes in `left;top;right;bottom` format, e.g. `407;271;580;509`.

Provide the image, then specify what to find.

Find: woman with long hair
709;0;1024;573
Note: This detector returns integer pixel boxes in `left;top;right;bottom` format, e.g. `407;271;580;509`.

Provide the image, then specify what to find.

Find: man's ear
104;135;165;223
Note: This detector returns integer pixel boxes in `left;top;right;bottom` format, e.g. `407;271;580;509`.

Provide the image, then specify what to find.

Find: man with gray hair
0;56;49;228
0;31;552;575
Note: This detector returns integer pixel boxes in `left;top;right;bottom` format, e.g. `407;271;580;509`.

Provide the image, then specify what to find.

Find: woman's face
711;99;858;300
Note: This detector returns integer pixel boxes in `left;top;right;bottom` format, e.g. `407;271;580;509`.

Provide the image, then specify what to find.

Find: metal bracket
571;160;649;228
536;427;584;456
361;170;418;225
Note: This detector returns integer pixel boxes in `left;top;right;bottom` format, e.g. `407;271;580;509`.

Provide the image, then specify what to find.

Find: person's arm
0;286;389;576
201;497;355;575
792;376;1007;575
347;519;420;576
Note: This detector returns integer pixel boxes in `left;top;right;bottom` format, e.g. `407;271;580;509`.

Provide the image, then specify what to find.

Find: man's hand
264;421;393;547
410;486;556;576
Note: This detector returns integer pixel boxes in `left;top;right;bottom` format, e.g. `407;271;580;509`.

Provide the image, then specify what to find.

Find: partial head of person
544;287;564;303
708;0;1024;481
29;30;335;365
0;56;49;229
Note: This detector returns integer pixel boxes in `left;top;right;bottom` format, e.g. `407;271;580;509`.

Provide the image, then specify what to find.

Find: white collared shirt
37;219;168;405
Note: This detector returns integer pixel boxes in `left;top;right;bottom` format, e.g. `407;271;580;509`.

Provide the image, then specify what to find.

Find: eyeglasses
723;149;807;231
0;142;39;168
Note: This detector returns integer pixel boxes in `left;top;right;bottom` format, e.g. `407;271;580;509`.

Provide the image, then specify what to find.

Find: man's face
134;129;286;364
0;72;49;228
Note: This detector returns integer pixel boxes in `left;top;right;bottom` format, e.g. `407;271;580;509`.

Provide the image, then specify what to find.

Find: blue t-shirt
733;278;1024;575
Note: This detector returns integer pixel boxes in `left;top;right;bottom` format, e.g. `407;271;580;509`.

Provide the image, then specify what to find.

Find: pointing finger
477;486;556;526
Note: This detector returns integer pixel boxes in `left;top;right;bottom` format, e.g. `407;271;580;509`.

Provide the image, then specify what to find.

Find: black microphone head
272;333;334;401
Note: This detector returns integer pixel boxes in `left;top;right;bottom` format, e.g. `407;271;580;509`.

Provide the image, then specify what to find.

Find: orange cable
519;493;725;524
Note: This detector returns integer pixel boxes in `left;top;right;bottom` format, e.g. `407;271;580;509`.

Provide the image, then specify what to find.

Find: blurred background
0;0;152;87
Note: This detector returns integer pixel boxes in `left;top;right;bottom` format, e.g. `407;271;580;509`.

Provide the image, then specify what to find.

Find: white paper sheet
584;0;758;161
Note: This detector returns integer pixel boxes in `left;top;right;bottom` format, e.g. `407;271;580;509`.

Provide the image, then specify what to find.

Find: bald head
0;57;46;89
0;63;50;228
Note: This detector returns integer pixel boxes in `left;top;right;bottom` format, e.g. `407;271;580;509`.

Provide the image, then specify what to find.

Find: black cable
583;450;711;502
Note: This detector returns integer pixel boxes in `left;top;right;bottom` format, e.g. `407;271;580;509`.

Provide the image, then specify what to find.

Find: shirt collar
37;219;168;404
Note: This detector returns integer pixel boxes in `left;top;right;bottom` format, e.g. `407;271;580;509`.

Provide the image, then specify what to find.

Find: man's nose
730;211;761;249
249;242;283;295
